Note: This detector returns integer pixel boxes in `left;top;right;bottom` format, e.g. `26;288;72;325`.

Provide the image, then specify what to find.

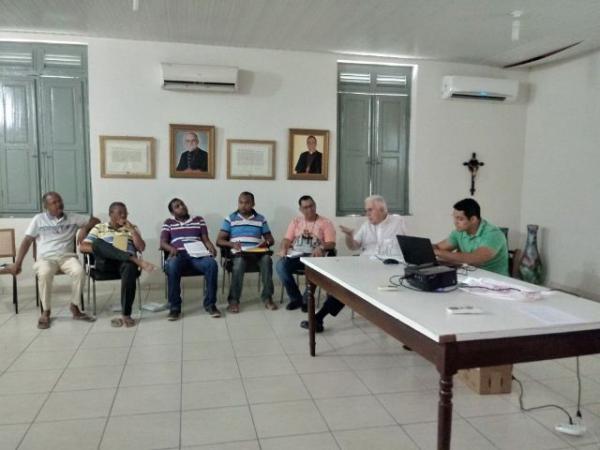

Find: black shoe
300;320;324;333
286;299;303;310
206;305;222;318
301;302;308;313
167;311;180;321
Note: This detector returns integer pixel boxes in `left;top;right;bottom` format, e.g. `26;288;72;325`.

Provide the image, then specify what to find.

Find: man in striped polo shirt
160;198;220;320
216;192;277;313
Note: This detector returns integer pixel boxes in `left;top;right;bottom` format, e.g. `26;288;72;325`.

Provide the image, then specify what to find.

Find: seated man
80;202;155;328
277;195;336;311
160;198;220;320
216;192;277;312
6;191;99;329
433;198;508;275
301;195;407;332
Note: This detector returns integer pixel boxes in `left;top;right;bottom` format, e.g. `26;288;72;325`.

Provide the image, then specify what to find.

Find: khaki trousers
33;255;84;311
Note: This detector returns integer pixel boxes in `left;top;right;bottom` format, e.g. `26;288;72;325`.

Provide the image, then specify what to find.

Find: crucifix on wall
463;152;484;196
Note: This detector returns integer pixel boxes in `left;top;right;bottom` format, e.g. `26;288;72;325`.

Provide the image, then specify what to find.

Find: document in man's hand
286;249;306;258
183;241;211;257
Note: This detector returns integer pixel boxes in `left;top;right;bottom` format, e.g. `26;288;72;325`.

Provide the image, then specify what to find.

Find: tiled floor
1;280;600;450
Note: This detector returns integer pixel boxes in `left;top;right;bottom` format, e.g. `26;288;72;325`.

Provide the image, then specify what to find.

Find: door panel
0;78;40;213
39;77;88;212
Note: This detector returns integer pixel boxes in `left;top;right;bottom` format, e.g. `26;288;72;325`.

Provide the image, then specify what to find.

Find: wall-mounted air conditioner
161;63;239;92
442;76;519;102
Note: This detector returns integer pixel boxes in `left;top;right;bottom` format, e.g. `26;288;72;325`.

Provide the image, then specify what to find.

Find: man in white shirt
301;195;407;332
7;192;99;329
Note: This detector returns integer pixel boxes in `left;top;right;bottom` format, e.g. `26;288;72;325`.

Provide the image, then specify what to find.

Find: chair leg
35;276;39;307
80;291;85;311
137;278;142;313
12;275;18;314
92;279;97;316
87;275;91;311
164;274;168;301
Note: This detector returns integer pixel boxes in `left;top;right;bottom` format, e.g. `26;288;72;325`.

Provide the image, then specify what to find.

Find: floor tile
54;365;123;391
0;393;47;424
100;411;180;450
8;350;75;372
183;340;234;360
315;395;395;431
181;406;256;446
376;390;440;424
468;413;571;449
120;361;181;387
260;432;339;450
301;370;370;399
126;343;181;364
68;347;129;369
182;378;247;410
0;423;28;450
237;355;295;378
37;388;115;422
112;383;181;416
244;374;310;404
0;369;62;395
251;399;328;438
19;417;105;450
404;418;497;450
334;425;419;450
182;358;239;383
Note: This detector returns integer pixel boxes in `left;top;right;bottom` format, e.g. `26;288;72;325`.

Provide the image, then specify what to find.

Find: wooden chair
0;229;18;313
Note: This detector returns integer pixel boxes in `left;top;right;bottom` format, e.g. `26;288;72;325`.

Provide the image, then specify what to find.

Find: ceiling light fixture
132;0;139;11
511;10;523;42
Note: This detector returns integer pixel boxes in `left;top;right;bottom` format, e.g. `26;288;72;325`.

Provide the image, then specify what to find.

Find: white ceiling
1;0;600;67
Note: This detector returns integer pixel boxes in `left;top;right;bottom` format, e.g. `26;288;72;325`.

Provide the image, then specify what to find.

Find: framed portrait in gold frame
288;128;329;180
169;124;215;178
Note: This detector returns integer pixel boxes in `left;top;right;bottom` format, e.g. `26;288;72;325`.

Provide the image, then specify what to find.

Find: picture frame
288;128;329;180
99;136;155;178
169;124;215;178
227;139;276;180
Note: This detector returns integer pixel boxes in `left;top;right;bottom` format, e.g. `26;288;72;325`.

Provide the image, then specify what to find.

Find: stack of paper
183;241;211;258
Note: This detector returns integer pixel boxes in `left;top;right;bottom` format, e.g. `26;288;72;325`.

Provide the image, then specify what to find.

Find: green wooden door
39;77;88;212
0;77;41;213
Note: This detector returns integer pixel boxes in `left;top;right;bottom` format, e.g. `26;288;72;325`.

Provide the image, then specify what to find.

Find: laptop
396;235;439;268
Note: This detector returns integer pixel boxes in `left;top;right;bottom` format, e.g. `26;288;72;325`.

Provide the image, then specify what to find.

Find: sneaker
167;311;180;321
206;305;222;318
286;299;303;311
300;319;324;333
264;299;278;311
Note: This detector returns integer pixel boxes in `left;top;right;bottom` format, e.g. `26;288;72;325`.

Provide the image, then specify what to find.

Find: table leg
437;374;453;450
308;282;316;356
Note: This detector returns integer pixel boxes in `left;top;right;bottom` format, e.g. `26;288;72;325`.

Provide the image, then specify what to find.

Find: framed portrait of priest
170;124;215;178
288;128;329;180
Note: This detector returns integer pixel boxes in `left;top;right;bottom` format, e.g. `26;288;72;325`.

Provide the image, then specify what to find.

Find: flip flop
73;313;96;322
123;317;136;328
110;318;124;328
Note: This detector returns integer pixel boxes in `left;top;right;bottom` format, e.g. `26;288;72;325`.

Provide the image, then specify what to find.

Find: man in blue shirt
217;192;277;313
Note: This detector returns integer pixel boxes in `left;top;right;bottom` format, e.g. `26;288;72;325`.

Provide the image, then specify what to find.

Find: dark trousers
92;239;137;316
228;254;274;304
316;296;345;323
164;253;218;312
275;256;306;304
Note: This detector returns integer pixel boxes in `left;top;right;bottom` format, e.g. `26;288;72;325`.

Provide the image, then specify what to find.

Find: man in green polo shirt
434;198;508;276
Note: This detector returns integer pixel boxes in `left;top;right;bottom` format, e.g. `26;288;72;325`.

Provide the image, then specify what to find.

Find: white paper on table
515;303;585;326
183;241;211;257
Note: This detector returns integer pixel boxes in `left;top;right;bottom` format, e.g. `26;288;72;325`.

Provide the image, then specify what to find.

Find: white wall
521;49;600;299
0;32;528;289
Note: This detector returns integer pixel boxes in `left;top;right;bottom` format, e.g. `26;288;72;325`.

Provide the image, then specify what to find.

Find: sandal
123;317;136;328
227;304;240;313
70;304;96;322
110;318;124;328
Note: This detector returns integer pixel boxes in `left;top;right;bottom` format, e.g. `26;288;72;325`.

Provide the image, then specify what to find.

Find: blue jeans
164;253;218;312
276;257;305;304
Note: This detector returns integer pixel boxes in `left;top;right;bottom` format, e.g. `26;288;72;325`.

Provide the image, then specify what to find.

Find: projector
404;265;457;291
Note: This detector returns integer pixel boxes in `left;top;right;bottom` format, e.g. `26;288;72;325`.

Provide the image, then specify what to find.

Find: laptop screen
396;235;437;266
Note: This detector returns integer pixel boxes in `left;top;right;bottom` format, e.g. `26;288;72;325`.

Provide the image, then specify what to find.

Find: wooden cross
463;153;484;196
